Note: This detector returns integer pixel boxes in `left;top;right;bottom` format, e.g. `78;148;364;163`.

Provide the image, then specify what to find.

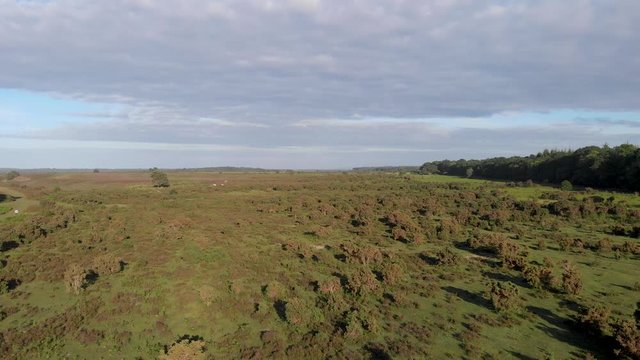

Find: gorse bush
597;238;612;253
435;247;460;266
522;264;554;290
64;264;97;294
561;262;583;296
92;254;124;275
380;263;404;285
579;306;611;336
384;211;424;243
318;278;342;294
347;268;380;296
340;244;383;266
488;281;520;313
159;337;206;360
613;320;640;358
284;297;324;326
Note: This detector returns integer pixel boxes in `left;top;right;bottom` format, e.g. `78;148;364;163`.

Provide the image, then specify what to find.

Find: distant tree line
5;171;19;180
419;144;640;191
352;166;420;173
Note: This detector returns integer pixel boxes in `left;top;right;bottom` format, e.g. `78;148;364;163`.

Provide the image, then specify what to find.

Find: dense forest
420;144;640;191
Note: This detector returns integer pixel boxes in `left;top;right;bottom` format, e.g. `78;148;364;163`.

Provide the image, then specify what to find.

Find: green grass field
0;172;638;359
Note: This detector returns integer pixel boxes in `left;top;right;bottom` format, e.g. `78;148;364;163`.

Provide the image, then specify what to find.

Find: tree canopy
150;168;170;188
420;144;640;191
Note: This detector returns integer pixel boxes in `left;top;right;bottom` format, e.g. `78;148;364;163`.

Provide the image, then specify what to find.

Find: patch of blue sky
439;109;639;129
0;88;125;134
329;109;640;131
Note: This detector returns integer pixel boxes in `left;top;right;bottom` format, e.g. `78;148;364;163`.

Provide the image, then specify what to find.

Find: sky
1;0;639;169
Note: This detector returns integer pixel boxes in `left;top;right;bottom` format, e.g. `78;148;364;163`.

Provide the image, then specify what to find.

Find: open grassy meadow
0;172;639;359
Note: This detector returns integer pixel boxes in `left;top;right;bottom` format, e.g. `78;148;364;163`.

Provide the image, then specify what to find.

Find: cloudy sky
1;0;639;169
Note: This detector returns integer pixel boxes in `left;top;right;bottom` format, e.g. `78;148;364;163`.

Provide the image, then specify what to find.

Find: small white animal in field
14;210;19;214
213;184;217;187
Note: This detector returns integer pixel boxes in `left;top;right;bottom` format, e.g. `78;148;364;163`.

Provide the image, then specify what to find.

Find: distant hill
0;167;272;173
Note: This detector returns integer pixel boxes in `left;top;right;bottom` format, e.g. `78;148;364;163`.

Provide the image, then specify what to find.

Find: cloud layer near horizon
1;0;639;168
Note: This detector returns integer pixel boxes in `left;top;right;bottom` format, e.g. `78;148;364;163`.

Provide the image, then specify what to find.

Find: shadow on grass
273;300;287;322
418;253;438;265
1;240;19;252
527;306;569;329
527;305;608;358
611;283;633;291
0;194;19;203
482;271;530;288
364;343;393;360
331;272;349;288
442;286;490;310
506;350;536;360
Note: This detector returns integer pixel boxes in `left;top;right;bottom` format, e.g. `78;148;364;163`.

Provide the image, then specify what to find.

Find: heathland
0;171;639;359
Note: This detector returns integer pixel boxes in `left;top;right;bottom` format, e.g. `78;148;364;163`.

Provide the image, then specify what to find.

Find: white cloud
0;0;639;167
198;117;269;128
287;0;320;13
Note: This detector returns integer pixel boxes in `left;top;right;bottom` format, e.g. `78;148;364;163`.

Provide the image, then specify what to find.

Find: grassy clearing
0;172;638;359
